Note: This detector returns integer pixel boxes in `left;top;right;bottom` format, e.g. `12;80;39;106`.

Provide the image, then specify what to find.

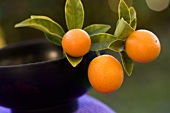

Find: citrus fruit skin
125;29;161;63
88;55;124;94
62;29;91;57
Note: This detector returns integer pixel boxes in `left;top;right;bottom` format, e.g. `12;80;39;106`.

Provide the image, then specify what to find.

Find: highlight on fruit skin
125;29;161;63
62;29;91;57
88;55;124;94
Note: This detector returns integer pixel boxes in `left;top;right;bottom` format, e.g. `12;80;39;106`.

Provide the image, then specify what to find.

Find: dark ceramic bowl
0;39;97;113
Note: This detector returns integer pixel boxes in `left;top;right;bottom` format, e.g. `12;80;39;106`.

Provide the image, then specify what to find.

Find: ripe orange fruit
125;29;161;63
88;55;124;94
62;29;91;57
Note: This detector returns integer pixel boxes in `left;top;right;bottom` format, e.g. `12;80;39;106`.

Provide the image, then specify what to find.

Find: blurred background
0;0;169;113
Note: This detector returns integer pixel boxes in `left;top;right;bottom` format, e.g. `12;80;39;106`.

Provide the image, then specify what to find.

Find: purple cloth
0;95;116;113
75;95;116;113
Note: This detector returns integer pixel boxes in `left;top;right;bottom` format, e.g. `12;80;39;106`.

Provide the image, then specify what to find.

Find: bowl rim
0;38;66;69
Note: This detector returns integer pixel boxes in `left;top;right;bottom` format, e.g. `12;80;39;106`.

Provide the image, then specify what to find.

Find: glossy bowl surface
0;39;97;112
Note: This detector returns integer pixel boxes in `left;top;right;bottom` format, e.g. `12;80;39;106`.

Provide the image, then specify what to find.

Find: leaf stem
95;51;101;56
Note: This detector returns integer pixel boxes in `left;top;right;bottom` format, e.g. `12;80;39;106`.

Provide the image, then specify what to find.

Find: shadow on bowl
0;38;97;113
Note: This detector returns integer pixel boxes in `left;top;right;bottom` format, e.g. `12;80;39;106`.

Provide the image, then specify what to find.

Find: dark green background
0;0;169;113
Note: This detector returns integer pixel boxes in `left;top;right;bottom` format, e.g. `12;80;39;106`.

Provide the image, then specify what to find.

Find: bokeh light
146;0;170;12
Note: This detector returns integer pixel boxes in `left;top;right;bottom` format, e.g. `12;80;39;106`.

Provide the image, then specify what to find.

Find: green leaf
64;52;83;67
118;0;131;23
114;18;134;41
14;16;66;46
15;16;65;37
44;33;62;46
65;0;84;30
129;7;136;21
108;40;124;52
31;15;56;22
130;18;137;30
129;7;137;29
90;33;116;51
84;24;111;36
119;51;133;76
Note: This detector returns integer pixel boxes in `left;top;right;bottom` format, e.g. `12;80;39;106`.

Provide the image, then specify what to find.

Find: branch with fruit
15;0;161;94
